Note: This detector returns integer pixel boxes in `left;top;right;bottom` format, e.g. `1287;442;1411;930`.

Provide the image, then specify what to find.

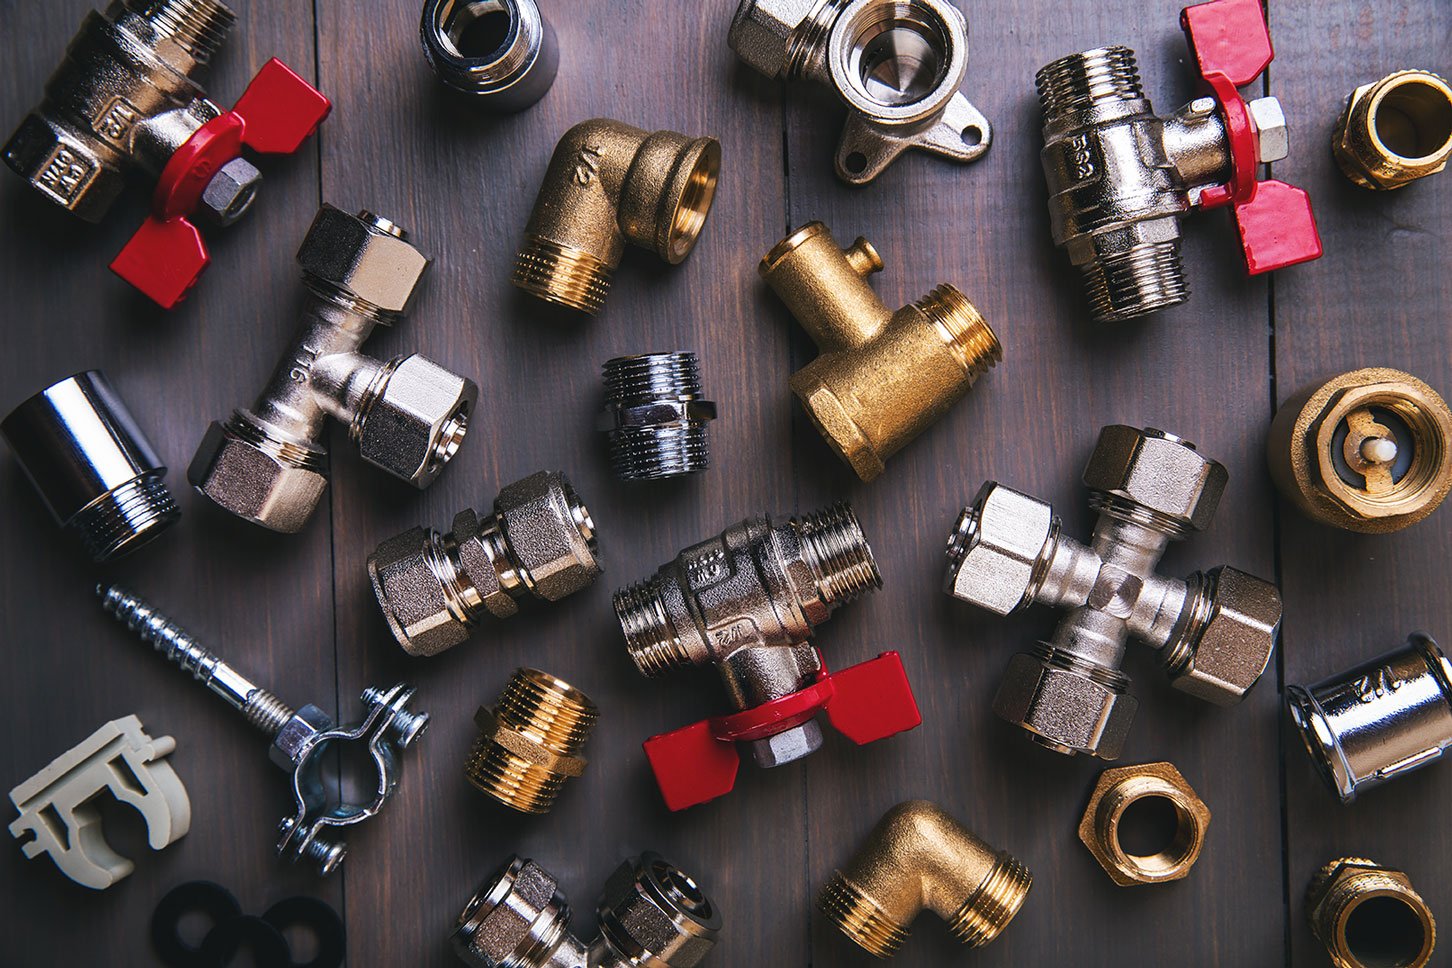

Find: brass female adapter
465;668;597;815
819;800;1031;959
1334;71;1452;190
1307;857;1437;968
512;118;721;315
760;222;1001;481
1077;762;1211;887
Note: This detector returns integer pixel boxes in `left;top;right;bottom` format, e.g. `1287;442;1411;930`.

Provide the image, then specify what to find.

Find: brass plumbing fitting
759;221;1001;481
1307;858;1437;968
512;118;721;315
419;0;557;110
464;668;598;815
190;205;478;533
944;426;1282;759
1077;762;1211;887
368;471;602;657
818;800;1032;958
1268;367;1452;534
452;853;721;968
1334;71;1452;190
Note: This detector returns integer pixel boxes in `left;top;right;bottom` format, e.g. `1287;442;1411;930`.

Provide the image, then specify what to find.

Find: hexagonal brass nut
1306;857;1438;968
597;854;720;967
2;114;123;222
727;0;820;79
1078;761;1211;887
357;355;477;488
1082;425;1227;533
992;651;1137;758
944;481;1055;616
1333;71;1452;191
366;526;473;657
1167;566;1280;705
496;471;602;601
296;205;430;315
188;419;328;533
453;858;564;967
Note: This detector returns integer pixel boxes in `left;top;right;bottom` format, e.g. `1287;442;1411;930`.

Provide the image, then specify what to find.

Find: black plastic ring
262;896;346;968
198;914;291;967
150;881;242;968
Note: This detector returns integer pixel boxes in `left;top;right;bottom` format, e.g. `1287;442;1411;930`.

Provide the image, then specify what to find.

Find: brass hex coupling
818;800;1031;958
760;222;1001;481
512;119;721;315
728;0;992;184
1334;71;1452;190
601;353;716;481
189;205;478;533
1077;762;1211;887
944;426;1282;759
465;669;597;815
368;471;602;657
1308;858;1438;968
420;0;557;110
1268;368;1452;534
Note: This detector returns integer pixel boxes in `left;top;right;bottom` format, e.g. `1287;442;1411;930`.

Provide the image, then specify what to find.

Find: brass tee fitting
512;118;721;315
1269;367;1452;534
760;222;1001;481
818;800;1032;958
1307;858;1437;968
1334;71;1452;190
465;668;597;815
1077;762;1211;887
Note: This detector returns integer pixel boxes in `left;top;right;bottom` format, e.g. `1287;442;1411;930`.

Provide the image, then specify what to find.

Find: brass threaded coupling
1077;761;1211;887
819;800;1031;958
1334;71;1452;190
465;668;597;815
512;118;721;314
760;221;1001;481
1307;858;1437;968
419;0;557;110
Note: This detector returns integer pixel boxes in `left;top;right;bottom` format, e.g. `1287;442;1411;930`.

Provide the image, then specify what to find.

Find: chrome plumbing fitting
420;0;557;110
944;425;1282;759
2;371;179;562
600;353;716;481
452;853;721;968
368;471;602;657
190;205;477;533
728;0;992;184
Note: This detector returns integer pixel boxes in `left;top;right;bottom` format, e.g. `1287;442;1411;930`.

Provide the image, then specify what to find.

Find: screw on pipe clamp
642;651;921;811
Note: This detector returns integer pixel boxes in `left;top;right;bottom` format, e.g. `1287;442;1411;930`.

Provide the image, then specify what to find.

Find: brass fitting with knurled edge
1307;857;1437;968
1333;71;1452;190
465;669;597;815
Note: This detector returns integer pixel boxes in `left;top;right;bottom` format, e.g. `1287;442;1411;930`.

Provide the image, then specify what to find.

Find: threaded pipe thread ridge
614;579;692;677
915;284;1002;377
513;236;612;314
1037;45;1144;118
947;854;1033;947
818;872;909;958
69;473;179;562
793;503;882;607
1081;239;1189;323
129;0;236;63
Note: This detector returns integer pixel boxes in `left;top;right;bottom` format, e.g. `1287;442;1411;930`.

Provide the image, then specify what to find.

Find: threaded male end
1036;46;1145;119
465;669;598;815
791;503;882;607
601;353;716;481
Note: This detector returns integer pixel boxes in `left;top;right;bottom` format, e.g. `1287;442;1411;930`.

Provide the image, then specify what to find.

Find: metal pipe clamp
420;0;557;110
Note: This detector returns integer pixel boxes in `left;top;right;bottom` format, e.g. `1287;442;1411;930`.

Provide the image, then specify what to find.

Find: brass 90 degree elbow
513;118;721;315
819;800;1032;959
760;222;1001;481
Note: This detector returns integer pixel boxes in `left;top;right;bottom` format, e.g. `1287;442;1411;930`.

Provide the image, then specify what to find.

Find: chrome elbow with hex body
188;205;477;533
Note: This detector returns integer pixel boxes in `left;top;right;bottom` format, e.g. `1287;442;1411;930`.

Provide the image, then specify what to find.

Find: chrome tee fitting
728;0;992;184
452;853;721;968
944;425;1282;759
368;471;601;657
1334;71;1452;191
190;205;477;533
1308;858;1438;968
420;0;557;110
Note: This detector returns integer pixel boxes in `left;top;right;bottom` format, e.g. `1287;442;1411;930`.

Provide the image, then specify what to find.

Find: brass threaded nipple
948;854;1034;947
916;284;1002;377
512;236;612;314
819;872;910;958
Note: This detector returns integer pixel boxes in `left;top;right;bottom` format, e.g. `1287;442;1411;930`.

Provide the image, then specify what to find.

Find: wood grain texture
0;0;1445;965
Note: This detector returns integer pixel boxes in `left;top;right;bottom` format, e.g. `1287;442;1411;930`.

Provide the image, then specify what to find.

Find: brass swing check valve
1037;0;1321;322
190;205;478;533
2;0;331;308
944;426;1282;759
614;504;922;810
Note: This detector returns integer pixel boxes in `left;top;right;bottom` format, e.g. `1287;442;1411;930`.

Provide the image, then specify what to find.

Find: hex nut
198;157;262;227
295;205;430;315
188;420;328;533
992;651;1137;758
496;471;602;601
944;482;1055;615
2;114;122;221
473;706;588;778
357;355;477;488
454;858;564;967
1081;425;1228;533
726;0;820;79
268;705;333;770
366;526;473;658
598;854;721;967
1247;96;1289;165
748;720;825;769
1078;761;1211;887
1167;566;1281;705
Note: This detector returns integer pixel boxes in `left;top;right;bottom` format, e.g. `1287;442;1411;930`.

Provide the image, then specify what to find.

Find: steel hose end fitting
452;856;575;967
1307;858;1437;968
601;353;716;481
420;0;557;110
513;119;721;315
465;668;598;815
1077;761;1211;887
596;853;722;966
819;800;1031;958
1334;71;1452;190
2;371;179;562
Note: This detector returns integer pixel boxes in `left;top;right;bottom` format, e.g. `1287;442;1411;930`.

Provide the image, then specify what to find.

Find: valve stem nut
601;352;716;480
464;669;598;814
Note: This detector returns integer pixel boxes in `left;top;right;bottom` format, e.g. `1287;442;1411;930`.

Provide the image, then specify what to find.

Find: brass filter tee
1334;71;1452;190
465;668;597;815
512;118;721;315
760;222;1001;481
819;800;1032;958
1307;857;1437;968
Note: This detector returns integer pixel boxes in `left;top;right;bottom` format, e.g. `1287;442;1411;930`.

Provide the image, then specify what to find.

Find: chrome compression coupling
420;0;557;110
600;353;716;481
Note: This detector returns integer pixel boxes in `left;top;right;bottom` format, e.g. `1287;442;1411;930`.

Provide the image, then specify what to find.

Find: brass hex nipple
819;800;1031;958
759;222;1001;481
513;118;721;315
1077;762;1211;887
1334;71;1452;190
465;668;598;815
1307;858;1437;968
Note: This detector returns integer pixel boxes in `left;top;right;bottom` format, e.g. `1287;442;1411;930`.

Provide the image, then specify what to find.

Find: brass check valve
760;222;1001;482
1036;0;1321;322
2;0;330;308
613;504;921;810
944;425;1281;759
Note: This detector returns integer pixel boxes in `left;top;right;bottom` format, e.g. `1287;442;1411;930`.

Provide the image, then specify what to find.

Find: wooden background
1;0;1448;964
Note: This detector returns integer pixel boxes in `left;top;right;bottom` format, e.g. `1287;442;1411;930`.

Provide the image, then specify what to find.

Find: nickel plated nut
1078;761;1211;887
420;0;558;110
465;669;598;815
1307;858;1438;968
1333;70;1452;190
600;353;717;481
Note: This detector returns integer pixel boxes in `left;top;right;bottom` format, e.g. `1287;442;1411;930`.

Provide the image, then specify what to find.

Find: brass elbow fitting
1077;761;1211;887
512;118;721;315
1307;858;1437;968
760;222;1001;481
818;800;1032;958
1334;71;1452;190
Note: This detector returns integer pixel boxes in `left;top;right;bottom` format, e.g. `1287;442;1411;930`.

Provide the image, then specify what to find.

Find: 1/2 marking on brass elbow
572;143;603;187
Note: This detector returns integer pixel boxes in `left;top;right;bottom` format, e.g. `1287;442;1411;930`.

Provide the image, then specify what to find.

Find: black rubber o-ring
150;881;242;968
261;896;346;968
198;914;291;967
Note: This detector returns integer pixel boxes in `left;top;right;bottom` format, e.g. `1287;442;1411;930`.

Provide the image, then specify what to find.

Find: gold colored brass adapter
818;800;1031;959
1268;367;1452;533
1334;71;1452;190
464;668;597;815
760;222;1001;481
1077;762;1211;887
1307;857;1437;968
513;118;721;315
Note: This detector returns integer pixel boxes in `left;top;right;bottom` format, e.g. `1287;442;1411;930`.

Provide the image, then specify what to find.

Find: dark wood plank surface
0;1;1447;965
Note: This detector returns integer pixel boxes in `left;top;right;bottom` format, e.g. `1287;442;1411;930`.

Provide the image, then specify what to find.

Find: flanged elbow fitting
1077;761;1211;887
419;0;557;110
600;353;716;480
368;470;601;657
3;371;179;562
1334;71;1452;190
760;221;1000;481
1307;857;1438;968
1268;367;1452;534
818;800;1031;958
189;205;477;533
512;118;721;315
